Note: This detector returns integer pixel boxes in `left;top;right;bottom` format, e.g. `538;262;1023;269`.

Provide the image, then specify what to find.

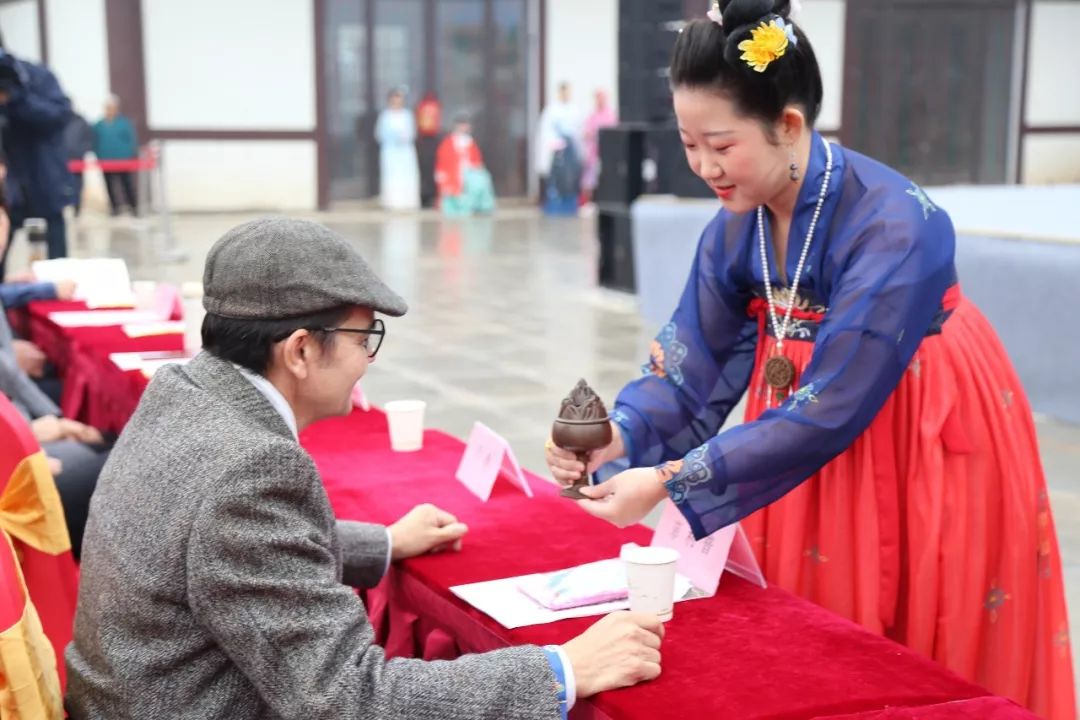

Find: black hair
670;0;823;134
201;306;352;375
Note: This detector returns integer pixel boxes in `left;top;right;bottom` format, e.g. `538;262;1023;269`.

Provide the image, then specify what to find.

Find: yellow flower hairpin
737;17;797;73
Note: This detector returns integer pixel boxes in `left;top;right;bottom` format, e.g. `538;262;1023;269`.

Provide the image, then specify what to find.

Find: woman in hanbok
581;89;617;205
536;82;583;215
545;2;1075;717
375;88;420;211
434;114;496;216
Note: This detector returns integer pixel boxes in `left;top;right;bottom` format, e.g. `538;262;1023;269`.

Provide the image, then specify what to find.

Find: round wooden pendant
764;354;796;389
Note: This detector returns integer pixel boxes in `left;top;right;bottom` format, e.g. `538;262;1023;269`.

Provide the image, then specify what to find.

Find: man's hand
31;415;64;444
562;611;664;697
54;279;77;300
13;339;47;378
59;418;104;445
388;503;468;562
29;415;104;445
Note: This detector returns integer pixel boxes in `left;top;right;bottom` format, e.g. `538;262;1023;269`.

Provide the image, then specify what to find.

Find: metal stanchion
147;141;185;263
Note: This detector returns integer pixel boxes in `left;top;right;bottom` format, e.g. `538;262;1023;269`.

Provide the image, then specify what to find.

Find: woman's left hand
577;466;669;528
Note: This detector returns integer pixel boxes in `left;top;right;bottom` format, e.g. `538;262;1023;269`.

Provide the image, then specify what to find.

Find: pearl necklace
759;137;833;393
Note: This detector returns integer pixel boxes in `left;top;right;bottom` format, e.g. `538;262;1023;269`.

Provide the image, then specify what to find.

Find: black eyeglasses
315;318;385;359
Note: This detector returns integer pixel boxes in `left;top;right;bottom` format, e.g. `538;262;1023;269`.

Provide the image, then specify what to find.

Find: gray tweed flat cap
202;217;407;319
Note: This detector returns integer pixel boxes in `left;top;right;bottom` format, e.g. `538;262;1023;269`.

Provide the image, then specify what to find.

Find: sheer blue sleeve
0;281;59;309
665;206;957;539
612;215;757;468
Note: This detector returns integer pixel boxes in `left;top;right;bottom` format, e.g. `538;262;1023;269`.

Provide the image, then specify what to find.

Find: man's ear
278;329;312;380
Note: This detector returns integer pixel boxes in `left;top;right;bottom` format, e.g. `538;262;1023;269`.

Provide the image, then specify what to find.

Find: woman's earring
788;150;800;182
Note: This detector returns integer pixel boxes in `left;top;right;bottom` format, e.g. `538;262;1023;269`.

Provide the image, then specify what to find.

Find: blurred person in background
415;91;442;208
435;113;496;217
581;89;617;205
0;47;73;279
63;110;93;215
375;88;420;211
537;82;583;215
93;94;138;216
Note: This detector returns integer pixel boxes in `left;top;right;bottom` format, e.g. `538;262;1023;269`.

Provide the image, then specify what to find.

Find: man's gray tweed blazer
65;351;560;719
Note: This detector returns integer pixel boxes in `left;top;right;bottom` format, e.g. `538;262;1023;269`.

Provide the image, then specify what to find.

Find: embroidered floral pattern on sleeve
643;322;689;386
783;381;821;411
905;182;938;220
665;444;713;504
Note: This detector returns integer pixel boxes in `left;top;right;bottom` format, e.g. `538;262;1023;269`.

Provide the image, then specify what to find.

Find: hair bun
720;0;779;29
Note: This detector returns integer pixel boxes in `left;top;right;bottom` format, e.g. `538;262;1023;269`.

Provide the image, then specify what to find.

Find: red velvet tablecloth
301;410;1039;719
22;301;182;433
19;300;1040;719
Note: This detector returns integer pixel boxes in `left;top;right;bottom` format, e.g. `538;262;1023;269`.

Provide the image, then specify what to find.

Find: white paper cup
385;400;426;452
621;545;680;622
182;298;205;353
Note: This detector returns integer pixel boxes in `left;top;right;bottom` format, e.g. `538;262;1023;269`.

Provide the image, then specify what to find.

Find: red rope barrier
68;156;157;173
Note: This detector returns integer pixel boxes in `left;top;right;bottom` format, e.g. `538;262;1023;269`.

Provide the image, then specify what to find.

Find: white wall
0;0;41;62
160;140;317;211
45;0;109;119
1023;134;1080;184
1026;1;1080;127
141;0;318;210
545;0;618;116
1022;1;1080;183
142;0;315;130
798;0;845;131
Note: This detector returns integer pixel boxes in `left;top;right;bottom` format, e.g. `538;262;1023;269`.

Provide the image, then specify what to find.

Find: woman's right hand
545;421;626;487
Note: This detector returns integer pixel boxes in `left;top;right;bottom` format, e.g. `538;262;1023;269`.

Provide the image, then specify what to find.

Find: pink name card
650;500;765;596
455;422;533;502
154;283;183;321
351;381;370;411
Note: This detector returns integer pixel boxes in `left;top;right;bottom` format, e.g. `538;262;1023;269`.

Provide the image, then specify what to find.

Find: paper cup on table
621;545;680;622
385;400;426;452
180;282;205;353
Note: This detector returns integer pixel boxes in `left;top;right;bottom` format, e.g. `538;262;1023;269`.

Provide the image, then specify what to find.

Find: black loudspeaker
618;0;685;123
593;124;647;206
597;206;636;293
643;125;715;199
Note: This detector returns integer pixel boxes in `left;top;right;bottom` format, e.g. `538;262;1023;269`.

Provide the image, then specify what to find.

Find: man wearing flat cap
66;217;663;719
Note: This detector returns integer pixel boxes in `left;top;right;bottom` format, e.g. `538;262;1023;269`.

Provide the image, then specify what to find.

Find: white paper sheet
122;321;185;338
451;566;699;629
48;310;162;328
32;258;135;308
109;352;148;372
109;350;192;373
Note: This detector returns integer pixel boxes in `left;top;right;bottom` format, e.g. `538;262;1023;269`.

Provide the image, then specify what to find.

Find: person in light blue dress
375;89;420;210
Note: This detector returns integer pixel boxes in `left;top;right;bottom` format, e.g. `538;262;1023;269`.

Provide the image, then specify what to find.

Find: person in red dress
546;2;1076;717
434;114;495;216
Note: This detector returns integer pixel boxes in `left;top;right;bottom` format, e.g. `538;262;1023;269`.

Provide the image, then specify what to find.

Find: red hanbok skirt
742;287;1076;719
